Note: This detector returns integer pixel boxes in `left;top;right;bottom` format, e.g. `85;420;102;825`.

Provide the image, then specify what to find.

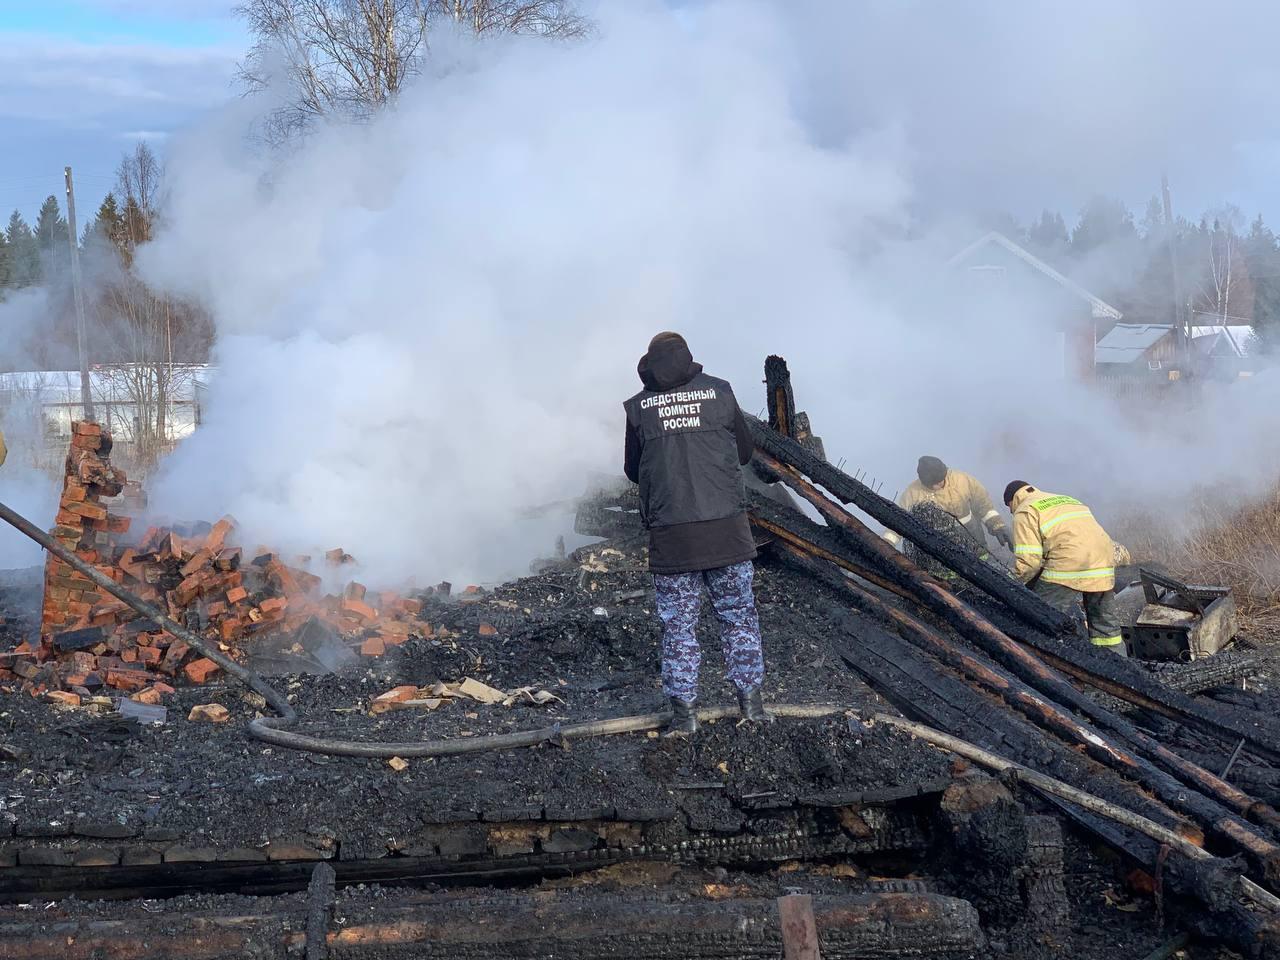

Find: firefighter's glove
992;526;1014;550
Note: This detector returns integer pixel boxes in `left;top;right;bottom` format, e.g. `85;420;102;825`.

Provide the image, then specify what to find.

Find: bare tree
85;143;213;471
236;0;589;140
116;141;164;259
1194;205;1254;326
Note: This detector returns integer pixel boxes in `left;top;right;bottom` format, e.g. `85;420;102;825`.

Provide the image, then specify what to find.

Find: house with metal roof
948;231;1124;381
1094;323;1179;368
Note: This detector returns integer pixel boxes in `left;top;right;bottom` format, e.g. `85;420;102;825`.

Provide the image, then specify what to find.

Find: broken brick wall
41;422;131;636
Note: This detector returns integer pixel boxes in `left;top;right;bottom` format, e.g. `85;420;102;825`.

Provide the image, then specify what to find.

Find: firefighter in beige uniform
0;429;6;468
882;457;1013;561
1003;481;1127;656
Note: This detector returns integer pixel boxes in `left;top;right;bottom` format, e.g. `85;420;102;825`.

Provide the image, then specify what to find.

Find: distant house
1190;312;1255;379
0;363;210;472
1094;323;1180;372
948;231;1123;381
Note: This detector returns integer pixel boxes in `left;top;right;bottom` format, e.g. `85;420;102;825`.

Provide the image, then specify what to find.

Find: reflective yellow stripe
1091;635;1124;647
1014;545;1042;555
1040;510;1092;534
958;512;973;525
982;510;1000;523
1042;567;1114;581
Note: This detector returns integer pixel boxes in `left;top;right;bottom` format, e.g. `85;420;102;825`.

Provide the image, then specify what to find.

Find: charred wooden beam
812;602;1279;956
766;355;798;438
1038;791;1280;959
749;492;917;603
747;414;1075;637
0;891;987;960
814;588;1198;839
964;592;1280;765
795;543;1280;876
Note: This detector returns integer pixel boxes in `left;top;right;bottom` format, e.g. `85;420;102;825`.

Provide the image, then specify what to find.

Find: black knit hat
1003;481;1032;506
917;456;947;486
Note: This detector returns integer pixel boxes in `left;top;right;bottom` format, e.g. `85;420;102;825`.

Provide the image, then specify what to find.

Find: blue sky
4;1;1280;234
0;1;244;223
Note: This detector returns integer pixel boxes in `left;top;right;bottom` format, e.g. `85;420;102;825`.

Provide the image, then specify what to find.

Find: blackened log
1040;794;1280;960
0;892;987;960
802;546;1280;873
765;355;798;438
938;778;1029;927
820;596;1197;838
749;491;917;603
965;592;1280;765
747;413;1075;637
1022;815;1071;932
1146;652;1262;696
304;862;336;960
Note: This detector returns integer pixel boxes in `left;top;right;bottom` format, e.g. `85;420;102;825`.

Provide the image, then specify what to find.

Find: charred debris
0;356;1278;959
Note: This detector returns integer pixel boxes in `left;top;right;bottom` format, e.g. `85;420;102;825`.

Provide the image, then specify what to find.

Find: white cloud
0;34;237;132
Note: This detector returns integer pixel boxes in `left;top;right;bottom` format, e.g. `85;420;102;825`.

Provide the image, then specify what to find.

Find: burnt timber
0;890;986;960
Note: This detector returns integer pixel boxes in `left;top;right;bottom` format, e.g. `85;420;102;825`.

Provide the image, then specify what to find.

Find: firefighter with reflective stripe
882;457;1013;558
0;430;6;468
1003;481;1127;656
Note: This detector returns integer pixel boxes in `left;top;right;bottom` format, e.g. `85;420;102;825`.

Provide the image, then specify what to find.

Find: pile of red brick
0;423;433;706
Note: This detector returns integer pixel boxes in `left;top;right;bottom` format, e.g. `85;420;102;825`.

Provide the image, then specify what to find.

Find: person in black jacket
624;332;766;736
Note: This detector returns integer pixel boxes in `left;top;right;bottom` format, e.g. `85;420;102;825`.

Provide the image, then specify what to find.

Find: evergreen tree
1246;214;1280;354
5;210;40;287
1026;210;1069;259
1139;196;1165;240
120;195;151;254
0;226;9;292
83;192;125;254
33;195;71;282
33;195;69;253
1071;195;1137;254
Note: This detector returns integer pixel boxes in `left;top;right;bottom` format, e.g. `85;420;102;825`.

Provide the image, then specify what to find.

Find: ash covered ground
0;542;1256;959
0;547;934;849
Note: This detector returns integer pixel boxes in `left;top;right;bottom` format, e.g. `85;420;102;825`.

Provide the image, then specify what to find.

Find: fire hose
0;499;840;758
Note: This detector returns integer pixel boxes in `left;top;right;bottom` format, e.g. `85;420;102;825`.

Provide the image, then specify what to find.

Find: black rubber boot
663;697;698;737
737;687;768;723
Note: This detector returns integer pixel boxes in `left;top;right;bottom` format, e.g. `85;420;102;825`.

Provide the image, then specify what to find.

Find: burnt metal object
746;413;1074;638
1126;569;1238;661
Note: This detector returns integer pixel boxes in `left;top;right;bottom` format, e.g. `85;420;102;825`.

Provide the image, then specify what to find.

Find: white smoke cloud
128;0;1280;586
0;293;60;568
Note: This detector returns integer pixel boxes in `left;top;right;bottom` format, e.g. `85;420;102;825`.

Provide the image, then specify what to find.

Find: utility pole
1161;172;1189;376
64;165;95;420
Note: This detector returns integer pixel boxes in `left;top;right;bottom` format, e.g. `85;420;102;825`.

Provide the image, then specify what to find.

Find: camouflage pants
653;561;765;702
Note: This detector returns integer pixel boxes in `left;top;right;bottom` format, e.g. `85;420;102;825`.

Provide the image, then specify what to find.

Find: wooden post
63;166;95;420
778;894;822;960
